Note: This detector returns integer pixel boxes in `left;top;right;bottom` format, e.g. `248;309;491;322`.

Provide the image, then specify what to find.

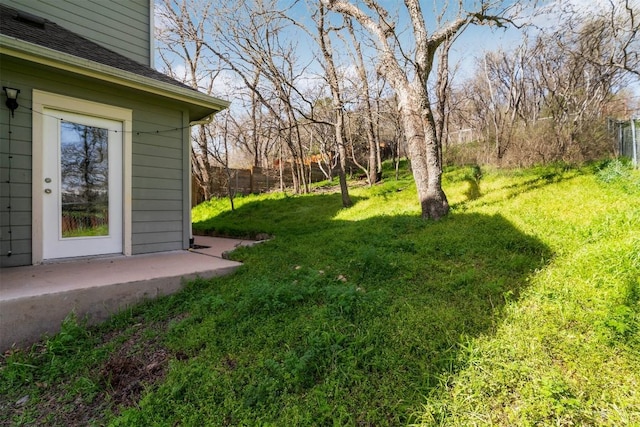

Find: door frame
32;90;132;264
42;110;123;259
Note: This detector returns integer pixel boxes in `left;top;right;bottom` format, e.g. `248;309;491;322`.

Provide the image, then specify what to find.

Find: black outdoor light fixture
3;86;20;117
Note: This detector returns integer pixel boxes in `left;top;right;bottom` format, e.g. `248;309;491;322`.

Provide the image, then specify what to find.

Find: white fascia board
0;34;230;118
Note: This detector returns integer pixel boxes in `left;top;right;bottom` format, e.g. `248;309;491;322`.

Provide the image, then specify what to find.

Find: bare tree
199;110;236;210
533;33;624;160
343;17;381;185
433;32;459;167
448;5;634;168
321;0;512;219
476;47;531;162
202;1;316;194
230;67;279;169
312;3;352;206
307;97;339;180
156;0;227;200
556;0;639;79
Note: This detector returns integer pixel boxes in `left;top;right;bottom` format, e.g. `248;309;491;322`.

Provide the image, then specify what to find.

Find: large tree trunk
422;128;449;219
336;113;353;207
399;89;449;220
320;0;471;219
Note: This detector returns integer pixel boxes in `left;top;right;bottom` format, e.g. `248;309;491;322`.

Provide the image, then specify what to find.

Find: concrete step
0;237;252;351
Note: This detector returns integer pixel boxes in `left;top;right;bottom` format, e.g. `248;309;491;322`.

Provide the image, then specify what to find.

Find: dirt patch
1;316;184;426
98;338;169;408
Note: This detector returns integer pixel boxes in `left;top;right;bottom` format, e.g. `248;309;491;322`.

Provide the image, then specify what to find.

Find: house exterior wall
0;57;190;267
0;0;152;67
0;59;31;267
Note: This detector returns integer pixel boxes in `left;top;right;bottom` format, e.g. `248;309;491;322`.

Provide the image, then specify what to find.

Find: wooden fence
191;165;332;206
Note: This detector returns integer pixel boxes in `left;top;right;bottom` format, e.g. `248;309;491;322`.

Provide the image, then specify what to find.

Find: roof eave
0;34;230;121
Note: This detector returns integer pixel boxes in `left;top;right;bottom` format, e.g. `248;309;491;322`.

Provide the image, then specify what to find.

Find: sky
154;0;640;108
155;0;529;91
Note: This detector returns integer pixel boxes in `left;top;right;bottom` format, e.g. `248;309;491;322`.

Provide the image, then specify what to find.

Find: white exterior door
42;109;123;259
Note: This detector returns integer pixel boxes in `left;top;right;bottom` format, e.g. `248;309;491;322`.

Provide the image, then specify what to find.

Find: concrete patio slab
0;236;254;351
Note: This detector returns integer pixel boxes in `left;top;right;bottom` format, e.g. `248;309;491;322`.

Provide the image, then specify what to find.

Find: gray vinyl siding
0;0;151;66
130;108;188;254
0;56;190;267
0;61;34;267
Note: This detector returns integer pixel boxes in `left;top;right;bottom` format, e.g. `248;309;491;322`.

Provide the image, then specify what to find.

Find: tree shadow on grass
167;195;553;425
463;176;482;201
2;192;552;426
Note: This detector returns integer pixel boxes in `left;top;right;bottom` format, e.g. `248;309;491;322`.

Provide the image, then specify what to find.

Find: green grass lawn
1;160;639;426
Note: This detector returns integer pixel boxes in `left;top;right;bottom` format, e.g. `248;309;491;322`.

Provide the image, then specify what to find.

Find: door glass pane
60;121;109;238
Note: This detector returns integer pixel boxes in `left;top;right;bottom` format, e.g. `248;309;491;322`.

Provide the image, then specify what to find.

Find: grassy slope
1;161;638;426
419;163;640;426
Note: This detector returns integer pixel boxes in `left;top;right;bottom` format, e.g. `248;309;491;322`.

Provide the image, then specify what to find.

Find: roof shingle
0;4;195;92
